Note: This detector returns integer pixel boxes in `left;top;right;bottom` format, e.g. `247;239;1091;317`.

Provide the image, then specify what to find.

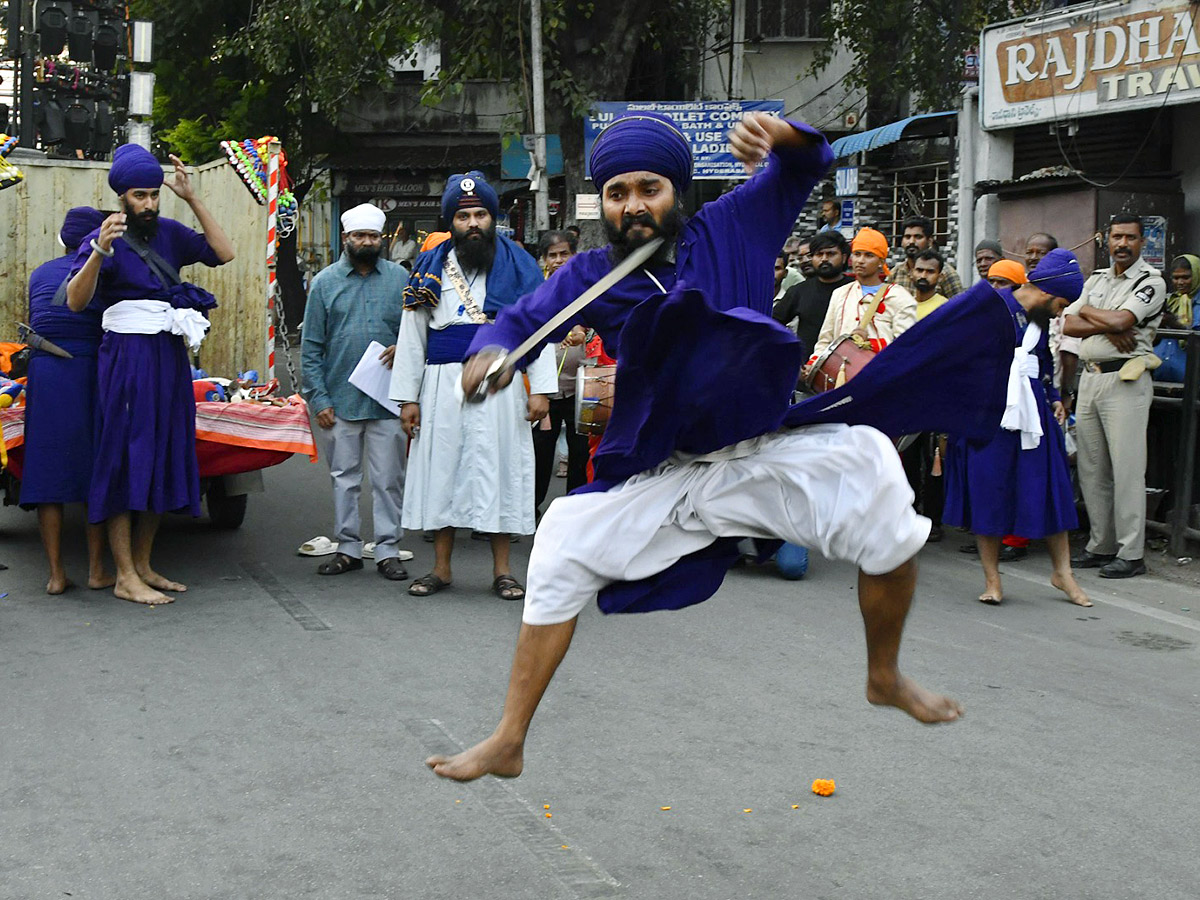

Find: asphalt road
2;449;1199;900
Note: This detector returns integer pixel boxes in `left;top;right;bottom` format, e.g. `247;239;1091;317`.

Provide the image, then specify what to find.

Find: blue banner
584;100;786;182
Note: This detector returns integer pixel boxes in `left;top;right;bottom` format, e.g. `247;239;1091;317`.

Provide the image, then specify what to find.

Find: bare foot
1051;570;1092;607
88;572;117;590
426;734;524;782
979;591;1002;605
114;575;174;606
137;569;187;592
867;673;963;724
46;574;73;595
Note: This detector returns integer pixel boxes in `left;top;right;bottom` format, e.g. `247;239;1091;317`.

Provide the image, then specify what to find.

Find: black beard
603;203;683;265
904;244;920;259
815;261;842;279
1027;304;1053;330
346;242;381;264
453;223;497;272
914;280;934;292
126;209;159;241
800;263;816;277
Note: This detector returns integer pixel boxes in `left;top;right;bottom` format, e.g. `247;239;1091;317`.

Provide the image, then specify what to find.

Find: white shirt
810;281;917;361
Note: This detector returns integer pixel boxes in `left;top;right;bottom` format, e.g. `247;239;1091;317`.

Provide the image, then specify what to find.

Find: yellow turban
851;228;890;276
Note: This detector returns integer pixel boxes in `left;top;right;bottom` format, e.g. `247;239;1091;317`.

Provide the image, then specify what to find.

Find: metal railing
1148;328;1200;557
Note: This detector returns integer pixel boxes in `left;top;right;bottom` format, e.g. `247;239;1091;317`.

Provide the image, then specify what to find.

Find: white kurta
389;250;557;534
810;281;917;361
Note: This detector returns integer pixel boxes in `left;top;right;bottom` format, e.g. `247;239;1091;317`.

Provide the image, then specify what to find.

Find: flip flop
363;543;413;561
298;536;338;557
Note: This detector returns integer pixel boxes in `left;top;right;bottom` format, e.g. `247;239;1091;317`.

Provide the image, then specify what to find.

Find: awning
829;111;956;159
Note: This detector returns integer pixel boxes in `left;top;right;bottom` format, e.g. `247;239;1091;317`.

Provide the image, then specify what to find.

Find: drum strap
859;284;890;332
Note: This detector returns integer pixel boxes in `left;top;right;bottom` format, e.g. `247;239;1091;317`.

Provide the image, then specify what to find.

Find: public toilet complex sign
981;0;1200;129
584;100;784;181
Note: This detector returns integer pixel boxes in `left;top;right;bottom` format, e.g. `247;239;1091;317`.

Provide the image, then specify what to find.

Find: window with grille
889;165;951;249
745;0;830;40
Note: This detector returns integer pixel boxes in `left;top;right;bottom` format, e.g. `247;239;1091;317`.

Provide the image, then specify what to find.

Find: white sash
1000;321;1043;450
102;299;211;352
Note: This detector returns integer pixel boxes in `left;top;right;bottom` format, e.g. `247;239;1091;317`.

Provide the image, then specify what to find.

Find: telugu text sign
583;100;785;182
980;0;1200;130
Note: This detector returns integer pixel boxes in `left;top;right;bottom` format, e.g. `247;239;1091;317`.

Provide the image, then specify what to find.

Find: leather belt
1083;360;1126;374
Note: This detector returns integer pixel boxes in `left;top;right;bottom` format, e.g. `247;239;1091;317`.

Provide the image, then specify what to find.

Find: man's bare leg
432;527;455;582
860;558;963;723
426;617;578;781
977;535;1004;604
37;504;70;594
132;512;186;592
108;512;172;604
85;522;115;589
1046;532;1092;606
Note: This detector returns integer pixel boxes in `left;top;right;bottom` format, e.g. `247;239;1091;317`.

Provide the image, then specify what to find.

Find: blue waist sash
426;324;482;365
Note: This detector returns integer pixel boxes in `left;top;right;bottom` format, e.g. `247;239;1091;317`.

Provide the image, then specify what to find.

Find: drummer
20;207;112;595
806;227;917;372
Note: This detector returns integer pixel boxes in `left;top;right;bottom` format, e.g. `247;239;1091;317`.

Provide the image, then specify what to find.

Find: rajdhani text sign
980;0;1200;130
584;100;784;181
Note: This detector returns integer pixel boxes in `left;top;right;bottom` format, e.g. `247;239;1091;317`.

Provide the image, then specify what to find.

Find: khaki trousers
1075;370;1151;560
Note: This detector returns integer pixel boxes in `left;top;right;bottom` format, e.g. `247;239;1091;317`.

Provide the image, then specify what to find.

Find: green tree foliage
810;0;1042;117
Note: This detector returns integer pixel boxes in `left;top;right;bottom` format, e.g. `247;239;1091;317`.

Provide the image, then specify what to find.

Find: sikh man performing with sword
422;112;1032;782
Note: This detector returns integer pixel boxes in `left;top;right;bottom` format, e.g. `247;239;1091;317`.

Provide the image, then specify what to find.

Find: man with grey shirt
301;203;409;580
1063;214;1166;579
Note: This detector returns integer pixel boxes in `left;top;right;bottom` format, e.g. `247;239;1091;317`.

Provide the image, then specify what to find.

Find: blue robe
942;289;1078;538
19;255;103;507
467;124;1016;614
69;219;222;523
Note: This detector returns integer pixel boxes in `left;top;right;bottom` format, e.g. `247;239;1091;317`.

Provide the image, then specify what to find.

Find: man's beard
815;261;841;279
346;242;381;264
1028;304;1053;330
603;202;684;265
904;243;920;259
124;207;159;240
453;221;497;272
800;261;816;277
914;279;933;293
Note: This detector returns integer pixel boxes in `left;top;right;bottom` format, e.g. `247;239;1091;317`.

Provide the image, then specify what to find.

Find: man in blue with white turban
66;144;235;606
427;113;1022;782
389;170;555;601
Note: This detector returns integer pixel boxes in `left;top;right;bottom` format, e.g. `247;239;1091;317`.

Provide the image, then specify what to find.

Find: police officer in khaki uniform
1062;214;1166;578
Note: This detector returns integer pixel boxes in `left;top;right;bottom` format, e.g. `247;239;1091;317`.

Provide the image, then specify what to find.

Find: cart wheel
207;480;248;529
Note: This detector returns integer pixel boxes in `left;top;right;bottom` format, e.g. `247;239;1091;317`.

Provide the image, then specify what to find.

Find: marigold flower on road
811;779;836;796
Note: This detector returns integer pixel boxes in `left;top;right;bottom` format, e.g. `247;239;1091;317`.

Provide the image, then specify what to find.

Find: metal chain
271;279;301;394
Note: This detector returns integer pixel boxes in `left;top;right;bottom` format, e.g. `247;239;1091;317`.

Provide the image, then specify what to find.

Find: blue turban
1028;247;1084;301
108;143;164;195
59;206;105;250
589;113;693;192
442;171;499;222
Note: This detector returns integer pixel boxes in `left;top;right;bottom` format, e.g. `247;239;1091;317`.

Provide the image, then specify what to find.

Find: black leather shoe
377;558;409;581
1071;551;1116;568
999;545;1028;562
959;542;979;555
1098;558;1146;579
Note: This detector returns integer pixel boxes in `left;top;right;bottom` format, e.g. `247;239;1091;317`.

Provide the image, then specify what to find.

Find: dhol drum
575;364;616;436
804;334;876;393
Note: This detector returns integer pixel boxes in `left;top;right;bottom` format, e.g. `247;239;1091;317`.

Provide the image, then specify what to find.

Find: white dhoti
523;423;929;625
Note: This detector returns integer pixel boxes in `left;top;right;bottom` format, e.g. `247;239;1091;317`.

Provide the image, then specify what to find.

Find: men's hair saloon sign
980;0;1200;130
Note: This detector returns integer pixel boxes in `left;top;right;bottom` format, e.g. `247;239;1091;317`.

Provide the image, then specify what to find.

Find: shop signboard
584;100;784;181
981;0;1200;130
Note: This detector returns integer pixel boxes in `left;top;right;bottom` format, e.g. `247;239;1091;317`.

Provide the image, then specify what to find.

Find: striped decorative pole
266;139;281;380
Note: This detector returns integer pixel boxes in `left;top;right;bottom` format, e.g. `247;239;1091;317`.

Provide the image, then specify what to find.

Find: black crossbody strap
121;231;183;289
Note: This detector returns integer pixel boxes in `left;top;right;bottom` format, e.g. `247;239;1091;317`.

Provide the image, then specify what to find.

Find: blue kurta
465;124;1016;614
69;218;222;523
19;255;103;506
942;289;1077;538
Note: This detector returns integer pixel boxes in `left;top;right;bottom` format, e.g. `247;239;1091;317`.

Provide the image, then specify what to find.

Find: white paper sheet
348;341;401;416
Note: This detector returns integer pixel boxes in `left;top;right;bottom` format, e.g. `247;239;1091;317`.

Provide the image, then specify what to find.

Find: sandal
493;574;525;602
409;573;451;596
317;553;363;576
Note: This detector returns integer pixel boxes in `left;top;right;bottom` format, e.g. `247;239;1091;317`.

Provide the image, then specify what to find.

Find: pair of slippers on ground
297;536;523;599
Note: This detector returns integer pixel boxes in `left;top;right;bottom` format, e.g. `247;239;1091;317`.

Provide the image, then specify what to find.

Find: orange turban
851;228;890;276
420;231;451;252
987;259;1028;285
